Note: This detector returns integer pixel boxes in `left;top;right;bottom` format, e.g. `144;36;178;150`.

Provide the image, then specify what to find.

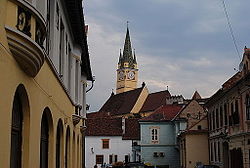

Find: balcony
5;0;46;77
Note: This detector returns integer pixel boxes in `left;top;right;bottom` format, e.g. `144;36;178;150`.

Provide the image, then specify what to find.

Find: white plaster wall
48;0;84;108
85;136;133;168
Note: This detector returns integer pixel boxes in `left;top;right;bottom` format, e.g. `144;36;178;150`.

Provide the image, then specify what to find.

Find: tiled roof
222;72;242;89
140;90;171;113
85;117;122;136
123;118;140;140
99;87;144;116
140;105;182;122
86;111;110;118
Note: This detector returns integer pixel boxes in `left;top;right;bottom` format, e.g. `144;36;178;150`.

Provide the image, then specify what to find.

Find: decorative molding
5;26;45;77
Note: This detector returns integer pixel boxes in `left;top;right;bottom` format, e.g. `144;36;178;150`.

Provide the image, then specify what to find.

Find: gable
178;100;206;129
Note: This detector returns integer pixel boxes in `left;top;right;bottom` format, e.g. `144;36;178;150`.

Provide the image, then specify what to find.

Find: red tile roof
140;105;183;122
98;88;144;116
139;90;171;113
123;118;140;140
85;117;122;136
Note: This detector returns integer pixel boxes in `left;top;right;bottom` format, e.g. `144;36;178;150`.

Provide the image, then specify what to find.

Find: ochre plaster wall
0;3;83;167
185;133;209;168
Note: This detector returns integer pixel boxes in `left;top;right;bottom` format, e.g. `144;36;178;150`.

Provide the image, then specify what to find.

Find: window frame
96;155;104;164
102;139;110;149
150;128;159;144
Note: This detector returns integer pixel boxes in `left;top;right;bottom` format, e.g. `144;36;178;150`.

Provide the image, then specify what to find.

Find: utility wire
220;0;241;60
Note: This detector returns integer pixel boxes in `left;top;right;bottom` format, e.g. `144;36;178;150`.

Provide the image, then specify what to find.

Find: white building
85;117;140;168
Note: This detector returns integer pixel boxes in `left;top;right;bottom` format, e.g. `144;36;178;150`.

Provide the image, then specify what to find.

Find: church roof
140;105;183;122
99;87;144;116
139;90;171;113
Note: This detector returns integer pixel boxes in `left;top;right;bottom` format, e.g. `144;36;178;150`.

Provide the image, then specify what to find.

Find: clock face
118;71;124;80
128;71;135;80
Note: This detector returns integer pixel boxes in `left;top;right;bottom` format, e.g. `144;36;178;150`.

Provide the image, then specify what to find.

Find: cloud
84;0;250;112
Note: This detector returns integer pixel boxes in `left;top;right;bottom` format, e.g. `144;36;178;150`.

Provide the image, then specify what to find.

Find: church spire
133;49;137;64
118;49;123;64
122;25;134;67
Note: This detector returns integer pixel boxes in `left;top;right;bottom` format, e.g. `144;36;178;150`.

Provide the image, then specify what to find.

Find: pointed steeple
133;49;137;64
118;49;123;64
122;25;134;67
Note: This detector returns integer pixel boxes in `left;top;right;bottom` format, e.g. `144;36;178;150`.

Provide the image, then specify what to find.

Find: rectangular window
234;100;240;124
212;110;216;130
220;106;223;127
214;142;217;162
109;155;113;164
210;142;213;161
224;104;228;125
114;155;118;162
218;141;221;162
246;95;250;120
96;155;104;164
216;108;219;129
102;139;109;149
67;44;71;92
59;19;64;77
151;128;159;144
56;3;59;30
75;60;79;102
125;155;129;163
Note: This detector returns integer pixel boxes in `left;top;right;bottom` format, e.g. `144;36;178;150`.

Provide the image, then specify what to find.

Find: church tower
116;26;138;94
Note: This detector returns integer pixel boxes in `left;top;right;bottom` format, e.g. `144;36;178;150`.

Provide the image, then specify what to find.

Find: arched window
40;113;49;168
65;127;70;168
56;119;63;168
10;92;23;168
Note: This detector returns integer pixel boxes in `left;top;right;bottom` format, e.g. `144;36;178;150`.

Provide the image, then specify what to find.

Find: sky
84;0;250;112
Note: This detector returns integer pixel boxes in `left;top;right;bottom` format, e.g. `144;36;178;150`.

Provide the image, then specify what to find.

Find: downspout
82;78;95;168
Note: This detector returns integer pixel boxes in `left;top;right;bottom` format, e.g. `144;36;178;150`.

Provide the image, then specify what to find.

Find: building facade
139;105;184;168
0;0;92;168
85;117;140;168
178;99;209;168
206;47;250;168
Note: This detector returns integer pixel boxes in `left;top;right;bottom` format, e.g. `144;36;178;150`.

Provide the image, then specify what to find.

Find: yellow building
0;0;93;168
178;94;209;168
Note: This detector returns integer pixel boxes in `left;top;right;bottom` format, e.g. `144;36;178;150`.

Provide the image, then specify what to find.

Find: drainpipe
82;77;95;168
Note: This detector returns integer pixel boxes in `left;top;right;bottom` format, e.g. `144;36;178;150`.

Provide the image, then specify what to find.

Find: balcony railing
5;0;46;77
